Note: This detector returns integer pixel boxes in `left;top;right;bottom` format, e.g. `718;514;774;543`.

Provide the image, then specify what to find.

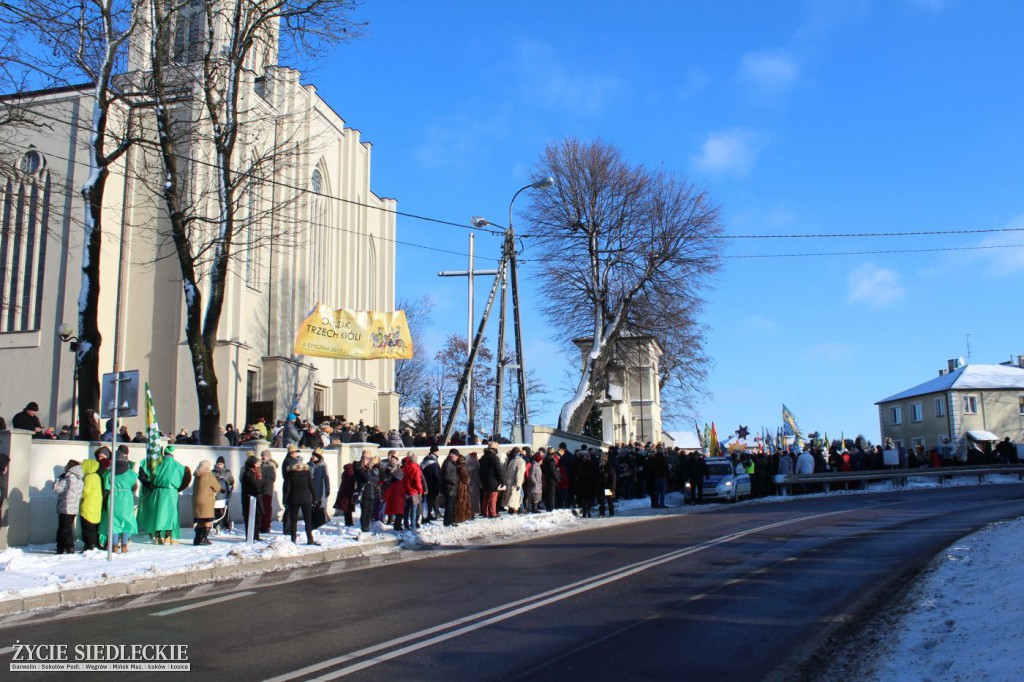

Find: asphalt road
3;483;1023;681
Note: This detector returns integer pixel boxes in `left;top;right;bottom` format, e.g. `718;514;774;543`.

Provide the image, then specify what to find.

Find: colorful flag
145;382;163;461
694;420;705;449
782;404;804;447
709;422;720;456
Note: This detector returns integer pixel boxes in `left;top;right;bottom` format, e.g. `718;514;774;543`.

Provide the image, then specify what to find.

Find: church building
0;1;398;434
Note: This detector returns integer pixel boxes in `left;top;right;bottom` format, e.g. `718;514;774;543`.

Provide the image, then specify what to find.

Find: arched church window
0;149;51;332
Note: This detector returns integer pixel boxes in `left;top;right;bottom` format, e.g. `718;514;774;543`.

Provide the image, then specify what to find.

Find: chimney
947;359;958;372
1018;355;1024;368
938;369;947;377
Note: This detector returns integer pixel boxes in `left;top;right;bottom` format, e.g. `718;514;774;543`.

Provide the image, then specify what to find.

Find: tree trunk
76;173;106;416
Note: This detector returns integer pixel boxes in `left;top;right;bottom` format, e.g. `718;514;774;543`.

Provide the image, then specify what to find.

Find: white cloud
846;263;907;307
967;217;1024;276
511;39;623;115
738;50;800;96
692;130;758;176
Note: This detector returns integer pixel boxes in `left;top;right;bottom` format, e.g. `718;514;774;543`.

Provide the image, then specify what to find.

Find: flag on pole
695;420;706;449
709;422;720;456
782;404;804;448
145;382;163;461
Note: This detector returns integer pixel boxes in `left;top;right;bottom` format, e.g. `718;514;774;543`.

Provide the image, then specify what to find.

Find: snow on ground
0;493;673;600
2;473;1023;682
835;515;1024;682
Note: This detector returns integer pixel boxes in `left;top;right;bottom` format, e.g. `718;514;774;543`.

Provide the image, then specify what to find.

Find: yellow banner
293;304;414;360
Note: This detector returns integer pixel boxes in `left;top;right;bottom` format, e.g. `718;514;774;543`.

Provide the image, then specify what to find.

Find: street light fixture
58;323;80;440
496;176;555;441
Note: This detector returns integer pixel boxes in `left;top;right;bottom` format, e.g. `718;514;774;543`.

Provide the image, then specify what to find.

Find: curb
0;537;401;616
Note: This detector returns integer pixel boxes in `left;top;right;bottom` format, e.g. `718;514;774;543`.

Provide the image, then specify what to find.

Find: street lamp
499;176;554;441
58;323;79;440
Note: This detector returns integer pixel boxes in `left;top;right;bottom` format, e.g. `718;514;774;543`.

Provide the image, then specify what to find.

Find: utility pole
438;233;499;441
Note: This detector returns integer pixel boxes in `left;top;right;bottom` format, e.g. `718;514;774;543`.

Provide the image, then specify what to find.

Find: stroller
212;476;233;534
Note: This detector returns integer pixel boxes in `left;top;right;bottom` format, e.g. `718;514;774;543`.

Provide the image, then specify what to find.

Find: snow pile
860;516;1024;681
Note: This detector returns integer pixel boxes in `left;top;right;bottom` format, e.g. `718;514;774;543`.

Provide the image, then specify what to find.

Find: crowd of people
21;397;1021;555
51;445;238;554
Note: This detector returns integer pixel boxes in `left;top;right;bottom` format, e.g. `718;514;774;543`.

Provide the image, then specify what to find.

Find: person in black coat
12;402;43;437
353;452;381;532
283;462;319;545
597;452;617;517
541;449;560;512
440;449;460;527
687;452;709;505
240;456;264;541
479;447;505;518
573;451;599;518
420;450;442;522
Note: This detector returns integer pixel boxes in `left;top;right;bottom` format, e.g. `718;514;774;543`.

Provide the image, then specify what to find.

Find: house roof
877;364;1024;404
668;431;702;449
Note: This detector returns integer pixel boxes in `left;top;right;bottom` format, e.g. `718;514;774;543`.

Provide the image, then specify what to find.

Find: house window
173;0;206;64
890;405;902;425
911;437;925;449
935;397;946;418
962;395;978;414
911;402;923;422
893;439;904;450
1019;395;1024;416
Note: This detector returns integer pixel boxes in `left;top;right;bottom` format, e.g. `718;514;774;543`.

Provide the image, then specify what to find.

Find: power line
6;102;1022;258
723;243;1024;259
0;140;503;263
0;103;506;238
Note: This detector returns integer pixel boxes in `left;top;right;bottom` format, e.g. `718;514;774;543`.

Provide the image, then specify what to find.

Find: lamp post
59;323;80;440
480;176;554;442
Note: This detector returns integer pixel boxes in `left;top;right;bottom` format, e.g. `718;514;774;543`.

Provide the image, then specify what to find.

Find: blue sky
307;0;1024;442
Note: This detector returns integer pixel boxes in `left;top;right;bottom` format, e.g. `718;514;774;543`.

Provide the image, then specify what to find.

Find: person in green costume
137;446;190;544
100;445;139;553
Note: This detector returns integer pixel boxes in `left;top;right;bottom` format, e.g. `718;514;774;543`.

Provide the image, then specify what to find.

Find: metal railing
778;464;1024;495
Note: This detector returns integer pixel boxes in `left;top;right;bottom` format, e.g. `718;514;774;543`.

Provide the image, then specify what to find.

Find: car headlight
724;480;733;487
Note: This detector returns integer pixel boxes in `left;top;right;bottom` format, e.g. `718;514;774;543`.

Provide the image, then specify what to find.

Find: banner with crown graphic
294;304;414;360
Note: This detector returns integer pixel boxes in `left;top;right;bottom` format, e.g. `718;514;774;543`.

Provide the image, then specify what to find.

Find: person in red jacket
381;451;406;530
402;454;425;530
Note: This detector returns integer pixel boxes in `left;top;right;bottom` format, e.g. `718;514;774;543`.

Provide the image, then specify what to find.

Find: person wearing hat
212;456;235;532
283;458;319;545
420;445;441;523
440;449;460;527
79;457;103;550
354;451;381;533
191;460;221;546
280;445;303;533
479;447;504;518
101;445;139;553
308;449;331;529
12;401;43;437
52;459;83;554
282;413;301;448
137;446;187;544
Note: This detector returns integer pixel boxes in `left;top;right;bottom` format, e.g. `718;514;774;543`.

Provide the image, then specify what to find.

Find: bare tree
523;138;722;433
430;334;495;436
502;365;549;439
393;295;435;412
139;0;364;443
0;1;140;417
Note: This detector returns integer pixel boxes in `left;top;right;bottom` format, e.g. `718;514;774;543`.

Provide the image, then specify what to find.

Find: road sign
100;371;140;418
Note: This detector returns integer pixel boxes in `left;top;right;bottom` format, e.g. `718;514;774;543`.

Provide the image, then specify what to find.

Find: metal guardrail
778;464;1024;494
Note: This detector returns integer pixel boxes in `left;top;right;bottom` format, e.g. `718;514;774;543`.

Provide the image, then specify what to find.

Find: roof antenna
965;332;975;365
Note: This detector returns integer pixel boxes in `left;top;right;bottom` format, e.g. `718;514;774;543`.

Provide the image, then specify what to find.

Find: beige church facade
0;10;398;435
